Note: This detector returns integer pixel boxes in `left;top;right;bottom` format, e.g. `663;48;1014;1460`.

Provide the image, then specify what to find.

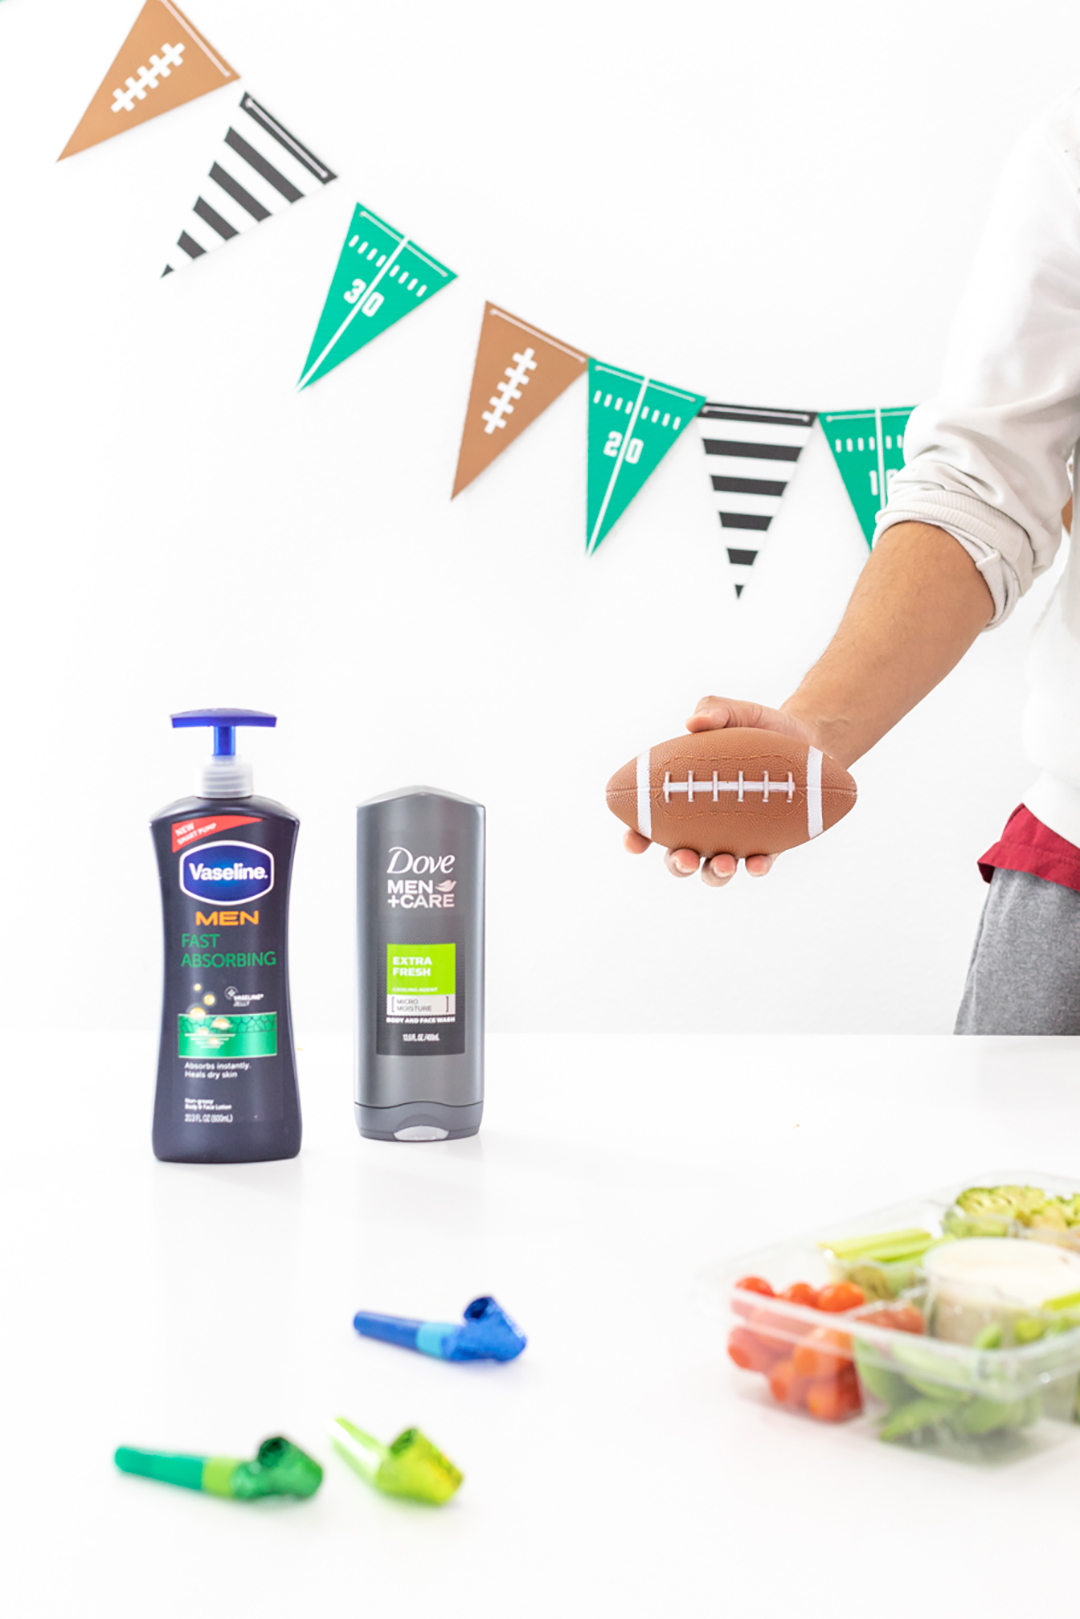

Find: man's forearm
781;522;995;769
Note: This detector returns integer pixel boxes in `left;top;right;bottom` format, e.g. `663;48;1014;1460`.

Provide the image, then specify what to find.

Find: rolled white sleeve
875;95;1080;624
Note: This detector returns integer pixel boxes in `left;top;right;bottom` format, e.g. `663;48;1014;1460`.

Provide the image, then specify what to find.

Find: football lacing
661;769;796;805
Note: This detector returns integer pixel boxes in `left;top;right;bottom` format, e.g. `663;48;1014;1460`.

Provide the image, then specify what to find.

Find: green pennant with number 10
586;361;705;553
820;407;914;545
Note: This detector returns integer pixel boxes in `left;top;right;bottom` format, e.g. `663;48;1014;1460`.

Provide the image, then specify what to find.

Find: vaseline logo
180;840;275;904
386;846;455;876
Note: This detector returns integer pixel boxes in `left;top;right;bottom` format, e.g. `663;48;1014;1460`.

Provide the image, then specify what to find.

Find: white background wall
3;0;1079;1037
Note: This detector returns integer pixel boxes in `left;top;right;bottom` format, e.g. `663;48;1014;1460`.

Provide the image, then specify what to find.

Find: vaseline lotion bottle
150;709;301;1163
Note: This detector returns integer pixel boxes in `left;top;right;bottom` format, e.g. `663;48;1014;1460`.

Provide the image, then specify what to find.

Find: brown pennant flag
59;1;238;161
452;303;589;497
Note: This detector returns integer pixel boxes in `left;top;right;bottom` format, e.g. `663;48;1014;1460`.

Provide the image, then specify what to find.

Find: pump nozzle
171;708;277;799
352;1295;527;1362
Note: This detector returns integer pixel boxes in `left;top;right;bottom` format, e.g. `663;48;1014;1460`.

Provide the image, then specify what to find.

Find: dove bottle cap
355;788;485;1141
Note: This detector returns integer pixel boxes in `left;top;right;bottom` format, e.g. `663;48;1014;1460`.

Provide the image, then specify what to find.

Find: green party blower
329;1417;463;1504
114;1436;323;1500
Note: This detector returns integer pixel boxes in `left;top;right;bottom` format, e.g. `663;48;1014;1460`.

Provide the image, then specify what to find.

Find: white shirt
877;89;1080;843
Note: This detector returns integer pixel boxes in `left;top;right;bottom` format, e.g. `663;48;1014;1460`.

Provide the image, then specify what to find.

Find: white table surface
7;1031;1080;1616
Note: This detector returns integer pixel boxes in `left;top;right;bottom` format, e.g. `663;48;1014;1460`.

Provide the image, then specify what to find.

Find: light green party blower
114;1436;323;1500
329;1417;463;1504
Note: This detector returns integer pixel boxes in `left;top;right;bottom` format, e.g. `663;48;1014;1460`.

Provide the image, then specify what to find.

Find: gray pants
955;867;1080;1034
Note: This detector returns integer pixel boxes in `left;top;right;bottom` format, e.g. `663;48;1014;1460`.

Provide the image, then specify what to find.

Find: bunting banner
59;1;237;161
49;7;920;576
297;202;456;391
696;403;816;596
821;407;914;545
586;363;705;554
161;92;336;276
452;304;588;498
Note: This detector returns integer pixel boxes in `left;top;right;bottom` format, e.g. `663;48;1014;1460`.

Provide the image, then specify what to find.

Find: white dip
925;1237;1080;1307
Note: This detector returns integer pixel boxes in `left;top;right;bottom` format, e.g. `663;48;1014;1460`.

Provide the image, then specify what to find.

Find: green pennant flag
298;202;456;390
820;407;914;545
587;362;705;553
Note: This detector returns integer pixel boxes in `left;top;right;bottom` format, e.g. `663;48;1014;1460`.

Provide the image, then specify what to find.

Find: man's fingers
701;853;738;888
700;851;776;884
686;696;763;734
623;833;778;884
684;694;818;749
664;847;700;878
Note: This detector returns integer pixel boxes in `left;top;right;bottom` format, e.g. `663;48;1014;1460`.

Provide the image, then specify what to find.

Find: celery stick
852;1240;934;1263
821;1228;934;1261
1043;1289;1080;1312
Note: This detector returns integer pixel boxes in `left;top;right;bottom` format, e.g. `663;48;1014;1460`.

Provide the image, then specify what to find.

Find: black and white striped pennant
696;403;816;596
162;92;336;276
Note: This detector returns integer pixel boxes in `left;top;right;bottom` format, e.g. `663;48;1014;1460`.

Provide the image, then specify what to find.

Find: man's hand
622;522;996;890
622;697;822;888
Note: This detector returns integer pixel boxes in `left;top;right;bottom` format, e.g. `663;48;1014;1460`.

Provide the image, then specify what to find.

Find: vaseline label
180;839;275;903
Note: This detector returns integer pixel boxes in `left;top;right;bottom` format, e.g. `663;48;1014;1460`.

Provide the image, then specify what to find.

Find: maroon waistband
979;803;1080;891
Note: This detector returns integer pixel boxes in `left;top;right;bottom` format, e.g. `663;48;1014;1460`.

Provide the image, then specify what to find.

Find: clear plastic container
699;1172;1080;1461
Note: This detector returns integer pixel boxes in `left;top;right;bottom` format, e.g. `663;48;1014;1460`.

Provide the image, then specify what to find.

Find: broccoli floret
953;1184;1052;1232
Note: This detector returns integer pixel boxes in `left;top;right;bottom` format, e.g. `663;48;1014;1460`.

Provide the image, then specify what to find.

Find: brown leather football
606;728;856;859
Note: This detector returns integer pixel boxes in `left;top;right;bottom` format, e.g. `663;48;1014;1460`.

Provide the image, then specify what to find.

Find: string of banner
55;0;913;598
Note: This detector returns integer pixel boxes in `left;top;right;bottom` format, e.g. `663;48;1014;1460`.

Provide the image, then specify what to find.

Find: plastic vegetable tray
699;1172;1080;1462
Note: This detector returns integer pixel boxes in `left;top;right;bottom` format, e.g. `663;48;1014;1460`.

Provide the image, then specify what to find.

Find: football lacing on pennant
112;43;186;113
482;348;538;434
662;770;796;806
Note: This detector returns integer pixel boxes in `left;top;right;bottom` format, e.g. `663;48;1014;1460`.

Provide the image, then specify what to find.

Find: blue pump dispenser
171;709;277;799
172;707;277;751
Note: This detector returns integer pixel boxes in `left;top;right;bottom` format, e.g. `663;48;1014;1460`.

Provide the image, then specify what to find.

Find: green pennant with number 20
586;361;705;553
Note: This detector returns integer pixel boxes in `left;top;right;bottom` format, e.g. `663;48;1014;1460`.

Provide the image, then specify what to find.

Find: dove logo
386;846;456;877
385;847;457;909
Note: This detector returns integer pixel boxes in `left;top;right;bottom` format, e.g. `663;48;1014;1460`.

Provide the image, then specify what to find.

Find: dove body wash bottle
355;787;484;1141
150;709;301;1164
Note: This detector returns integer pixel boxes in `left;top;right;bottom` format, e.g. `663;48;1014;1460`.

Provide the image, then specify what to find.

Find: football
606;728;857;859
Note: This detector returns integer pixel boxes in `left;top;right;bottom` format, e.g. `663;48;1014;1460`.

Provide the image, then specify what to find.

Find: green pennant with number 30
298;202;456;390
586;361;704;553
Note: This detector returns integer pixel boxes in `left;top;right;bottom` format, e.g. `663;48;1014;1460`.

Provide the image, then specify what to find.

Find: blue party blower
353;1295;527;1362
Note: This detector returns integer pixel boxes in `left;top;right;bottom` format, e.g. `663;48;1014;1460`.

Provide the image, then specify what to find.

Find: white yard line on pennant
491;308;587;363
297;234;407;390
874;405;886;520
589;375;649;553
354;209;420;247
393;241;451;276
649;382;699;406
161;0;234;75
